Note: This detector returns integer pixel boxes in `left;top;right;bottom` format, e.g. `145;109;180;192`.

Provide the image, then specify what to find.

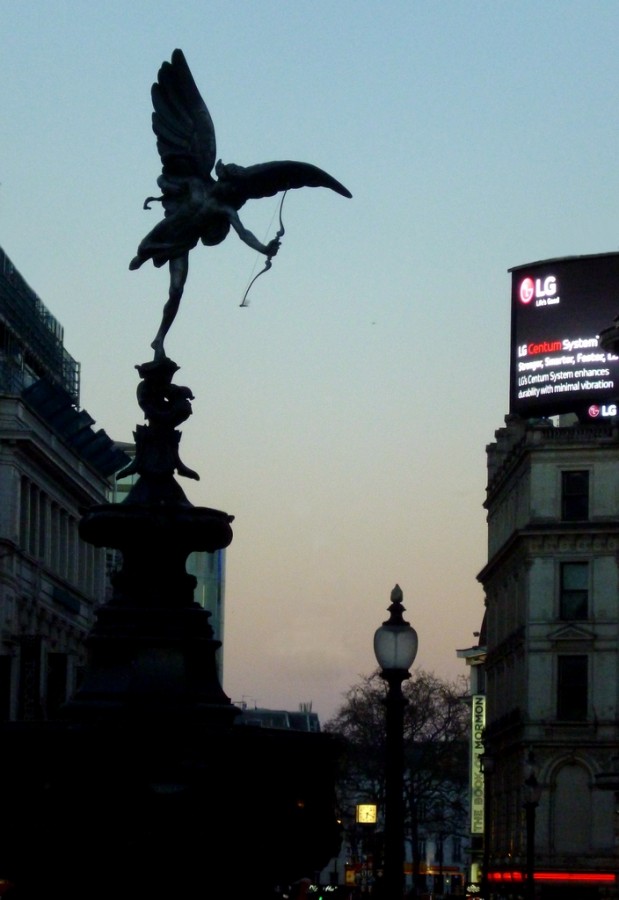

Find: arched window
552;762;591;853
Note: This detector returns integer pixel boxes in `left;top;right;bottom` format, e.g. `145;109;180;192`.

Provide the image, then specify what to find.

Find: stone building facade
478;413;619;899
0;246;127;719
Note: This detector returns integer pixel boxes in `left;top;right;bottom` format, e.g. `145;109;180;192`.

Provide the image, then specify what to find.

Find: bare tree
324;669;470;895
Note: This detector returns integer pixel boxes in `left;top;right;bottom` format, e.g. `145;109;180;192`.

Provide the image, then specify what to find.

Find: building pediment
546;623;595;642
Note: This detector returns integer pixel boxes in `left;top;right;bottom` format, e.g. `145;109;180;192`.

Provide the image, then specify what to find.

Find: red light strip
536;873;615;883
488;872;616;884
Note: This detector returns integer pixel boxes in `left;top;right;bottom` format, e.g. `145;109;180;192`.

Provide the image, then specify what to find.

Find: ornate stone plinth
62;357;237;722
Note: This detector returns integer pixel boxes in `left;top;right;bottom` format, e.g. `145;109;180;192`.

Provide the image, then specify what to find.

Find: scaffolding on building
0;246;80;404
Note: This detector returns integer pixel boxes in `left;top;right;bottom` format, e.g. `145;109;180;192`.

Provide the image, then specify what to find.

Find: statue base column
64;495;237;724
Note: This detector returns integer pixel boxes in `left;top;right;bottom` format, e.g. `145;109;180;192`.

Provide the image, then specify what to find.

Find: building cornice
478;523;619;585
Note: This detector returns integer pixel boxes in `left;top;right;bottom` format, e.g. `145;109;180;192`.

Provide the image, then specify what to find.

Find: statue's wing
221;161;352;203
151;49;216;181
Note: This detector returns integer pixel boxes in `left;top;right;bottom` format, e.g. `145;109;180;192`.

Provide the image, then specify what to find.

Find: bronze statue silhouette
130;49;352;359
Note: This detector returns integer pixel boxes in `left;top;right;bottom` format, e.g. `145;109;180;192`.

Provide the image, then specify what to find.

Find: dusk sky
2;1;619;723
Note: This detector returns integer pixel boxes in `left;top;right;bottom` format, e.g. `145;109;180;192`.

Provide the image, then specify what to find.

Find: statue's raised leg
151;254;189;359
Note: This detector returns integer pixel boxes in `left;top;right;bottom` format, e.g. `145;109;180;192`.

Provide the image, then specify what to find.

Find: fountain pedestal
0;358;343;898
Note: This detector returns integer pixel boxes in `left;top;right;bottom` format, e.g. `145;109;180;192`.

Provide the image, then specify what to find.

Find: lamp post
373;585;419;900
522;750;542;900
356;804;378;892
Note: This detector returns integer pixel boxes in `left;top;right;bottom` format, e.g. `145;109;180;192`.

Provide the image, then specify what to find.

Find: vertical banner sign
470;695;486;834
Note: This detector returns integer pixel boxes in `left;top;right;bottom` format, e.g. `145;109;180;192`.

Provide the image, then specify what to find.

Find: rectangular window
38;491;47;560
560;562;588;620
19;477;29;549
46;653;68;718
561;470;589;521
452;836;462;863
0;656;12;720
557;655;588;720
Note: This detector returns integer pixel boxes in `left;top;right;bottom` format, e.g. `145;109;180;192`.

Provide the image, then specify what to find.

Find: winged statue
130;49;352;359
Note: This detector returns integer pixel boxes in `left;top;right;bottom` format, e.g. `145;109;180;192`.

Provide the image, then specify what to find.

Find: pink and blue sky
2;1;618;721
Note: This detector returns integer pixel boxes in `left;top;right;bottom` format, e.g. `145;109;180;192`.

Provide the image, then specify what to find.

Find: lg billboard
510;253;619;420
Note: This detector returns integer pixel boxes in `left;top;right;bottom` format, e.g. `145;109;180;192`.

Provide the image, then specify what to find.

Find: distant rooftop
234;705;321;733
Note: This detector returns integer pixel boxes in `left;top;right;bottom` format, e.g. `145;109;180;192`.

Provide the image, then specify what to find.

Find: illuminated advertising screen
510;253;619;420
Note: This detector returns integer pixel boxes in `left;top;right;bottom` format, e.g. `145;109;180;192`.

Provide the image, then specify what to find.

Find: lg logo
519;275;557;304
588;404;617;418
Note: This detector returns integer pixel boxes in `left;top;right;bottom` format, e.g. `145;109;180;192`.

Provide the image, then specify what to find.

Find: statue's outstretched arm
227;208;280;256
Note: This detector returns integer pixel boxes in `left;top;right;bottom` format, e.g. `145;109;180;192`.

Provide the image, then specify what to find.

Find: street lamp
373;585;419;899
522;750;542;900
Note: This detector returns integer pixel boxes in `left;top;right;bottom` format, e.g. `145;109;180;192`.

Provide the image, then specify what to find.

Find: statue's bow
240;191;287;308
